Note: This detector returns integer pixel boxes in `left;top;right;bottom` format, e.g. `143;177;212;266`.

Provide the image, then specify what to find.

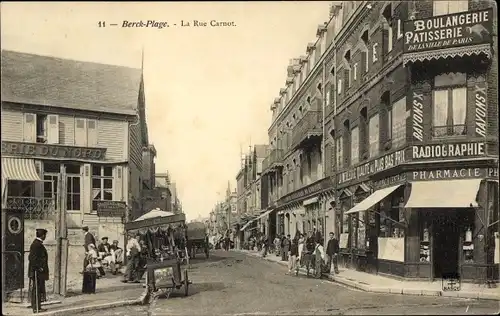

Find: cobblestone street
76;251;499;315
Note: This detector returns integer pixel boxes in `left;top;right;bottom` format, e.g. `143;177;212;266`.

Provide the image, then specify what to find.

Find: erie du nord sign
1;141;106;160
412;142;485;160
403;9;493;53
337;149;406;185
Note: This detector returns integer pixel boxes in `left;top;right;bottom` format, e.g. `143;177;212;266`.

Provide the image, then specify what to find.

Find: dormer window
382;5;393;55
361;30;370;73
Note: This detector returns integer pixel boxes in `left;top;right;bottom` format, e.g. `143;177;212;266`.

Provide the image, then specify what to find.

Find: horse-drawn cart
186;221;209;259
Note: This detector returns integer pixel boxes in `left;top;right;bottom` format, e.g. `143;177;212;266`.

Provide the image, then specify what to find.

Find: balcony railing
262;149;284;172
4;197;56;220
291;111;323;149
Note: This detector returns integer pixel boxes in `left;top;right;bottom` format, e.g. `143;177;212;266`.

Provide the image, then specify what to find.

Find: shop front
342;165;498;283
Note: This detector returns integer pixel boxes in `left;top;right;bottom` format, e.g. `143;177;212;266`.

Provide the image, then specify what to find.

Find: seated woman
86;244;106;278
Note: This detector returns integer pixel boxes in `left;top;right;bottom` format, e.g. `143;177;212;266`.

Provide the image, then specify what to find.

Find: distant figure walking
28;228;49;314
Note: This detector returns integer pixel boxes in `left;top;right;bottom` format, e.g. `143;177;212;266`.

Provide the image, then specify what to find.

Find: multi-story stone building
259;0;498;283
1;50;154;293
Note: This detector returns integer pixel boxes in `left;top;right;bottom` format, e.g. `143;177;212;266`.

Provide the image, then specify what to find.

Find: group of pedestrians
272;229;340;279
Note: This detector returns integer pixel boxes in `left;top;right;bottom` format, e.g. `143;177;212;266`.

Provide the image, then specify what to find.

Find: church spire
226;181;231;197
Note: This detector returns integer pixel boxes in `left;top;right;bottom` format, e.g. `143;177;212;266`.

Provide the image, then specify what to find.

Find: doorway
432;210;460;279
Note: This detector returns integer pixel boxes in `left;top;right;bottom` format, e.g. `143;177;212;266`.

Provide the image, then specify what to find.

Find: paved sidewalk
236;249;500;301
3;275;145;316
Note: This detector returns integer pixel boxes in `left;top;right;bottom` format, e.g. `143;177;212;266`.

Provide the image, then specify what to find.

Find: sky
1;1;332;221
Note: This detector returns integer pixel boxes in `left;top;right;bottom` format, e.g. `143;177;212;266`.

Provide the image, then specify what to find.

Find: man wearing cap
82;226;96;273
98;237;112;275
123;232;141;283
28;228;49;313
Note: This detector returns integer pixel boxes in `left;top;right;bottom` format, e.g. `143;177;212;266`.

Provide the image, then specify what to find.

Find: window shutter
382;29;389;55
113;166;123;201
87;119;98;147
75;118;87;146
83;164;92;214
361;51;367;74
34;161;44;199
47;114;59;144
23;113;36;142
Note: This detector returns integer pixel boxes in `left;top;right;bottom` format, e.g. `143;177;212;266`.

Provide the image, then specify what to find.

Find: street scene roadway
76;250;499;316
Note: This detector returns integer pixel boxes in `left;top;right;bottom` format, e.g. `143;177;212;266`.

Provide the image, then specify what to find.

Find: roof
1;50;142;115
254;144;268;158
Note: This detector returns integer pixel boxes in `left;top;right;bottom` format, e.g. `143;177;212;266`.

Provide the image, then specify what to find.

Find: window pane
92;166;101;176
44;163;60;173
92;200;99;211
103;166;113;177
351;127;359;165
433;90;448;137
448;0;468;14
93;189;101;200
392;97;407;148
433;0;449;16
369;114;379;157
434;72;466;87
73;194;81;210
92;178;101;189
66;164;80;174
103;190;113;200
452;87;467;135
72;177;80;192
103;179;113;189
387;110;393;139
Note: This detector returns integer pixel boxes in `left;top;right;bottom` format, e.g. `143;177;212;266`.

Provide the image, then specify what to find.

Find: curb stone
34;298;143;316
237;250;500;301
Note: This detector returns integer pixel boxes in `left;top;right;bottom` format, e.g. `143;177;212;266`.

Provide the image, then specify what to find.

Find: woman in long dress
297;233;305;267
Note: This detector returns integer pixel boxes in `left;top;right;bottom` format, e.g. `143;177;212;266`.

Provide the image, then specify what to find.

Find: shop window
351;127;359;165
432;72;467;138
368;114;380;158
391;97;407;148
357;211;366;250
43;175;58;206
66;175;81;211
92;165;114;211
433;1;468;16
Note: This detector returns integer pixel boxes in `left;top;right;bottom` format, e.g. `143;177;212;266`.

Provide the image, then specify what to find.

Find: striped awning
1;158;41;181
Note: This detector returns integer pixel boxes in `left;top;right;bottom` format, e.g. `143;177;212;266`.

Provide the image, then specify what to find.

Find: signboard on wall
403;9;493;53
1;141;107;160
412;142;485;160
337;149;406;185
409;167;489;181
474;81;487;138
411;91;425;142
97;201;127;218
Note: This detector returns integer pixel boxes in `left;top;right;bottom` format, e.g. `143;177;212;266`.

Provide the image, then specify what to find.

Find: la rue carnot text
181;20;236;27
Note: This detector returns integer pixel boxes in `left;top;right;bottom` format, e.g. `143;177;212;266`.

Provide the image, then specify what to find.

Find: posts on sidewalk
59;169;68;296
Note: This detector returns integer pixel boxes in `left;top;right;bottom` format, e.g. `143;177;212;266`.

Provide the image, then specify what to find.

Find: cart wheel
184;269;189;296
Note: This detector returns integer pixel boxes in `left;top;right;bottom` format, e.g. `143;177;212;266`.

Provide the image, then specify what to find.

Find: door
2;209;25;293
433;211;460;279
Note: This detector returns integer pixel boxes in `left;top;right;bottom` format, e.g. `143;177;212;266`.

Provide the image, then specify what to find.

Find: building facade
256;0;498;283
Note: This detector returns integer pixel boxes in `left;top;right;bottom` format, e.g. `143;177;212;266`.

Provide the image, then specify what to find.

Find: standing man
122;232;141;283
28;228;49;314
326;232;340;274
82;226;96;273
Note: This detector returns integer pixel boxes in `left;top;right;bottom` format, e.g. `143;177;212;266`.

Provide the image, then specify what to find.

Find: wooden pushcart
186;222;209;259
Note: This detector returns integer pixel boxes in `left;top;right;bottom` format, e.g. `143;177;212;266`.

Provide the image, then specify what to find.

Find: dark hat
82;226;89;231
36;228;48;235
101;236;108;240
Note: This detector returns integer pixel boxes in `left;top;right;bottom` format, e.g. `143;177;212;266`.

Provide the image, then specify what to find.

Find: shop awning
405;179;482;208
303;197;319;206
240;219;256;231
1;158;41;181
345;184;403;215
256;209;273;221
403;44;492;66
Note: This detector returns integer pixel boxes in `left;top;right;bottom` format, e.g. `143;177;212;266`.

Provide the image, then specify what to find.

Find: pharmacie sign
337;149;406;185
403;9;493;53
412;142;485;160
410;167;489;181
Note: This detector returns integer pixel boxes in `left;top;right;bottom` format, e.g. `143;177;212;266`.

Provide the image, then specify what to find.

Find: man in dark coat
326;232;340;274
28;228;49;313
82;226;96;273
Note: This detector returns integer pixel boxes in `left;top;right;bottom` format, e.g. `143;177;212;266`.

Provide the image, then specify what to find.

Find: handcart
186;221;209;259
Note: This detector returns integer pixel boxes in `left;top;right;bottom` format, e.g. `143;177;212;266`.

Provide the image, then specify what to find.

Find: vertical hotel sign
403;9;493;54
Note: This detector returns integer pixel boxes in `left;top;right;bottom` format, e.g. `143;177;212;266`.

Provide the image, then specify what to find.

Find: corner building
332;0;498;283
